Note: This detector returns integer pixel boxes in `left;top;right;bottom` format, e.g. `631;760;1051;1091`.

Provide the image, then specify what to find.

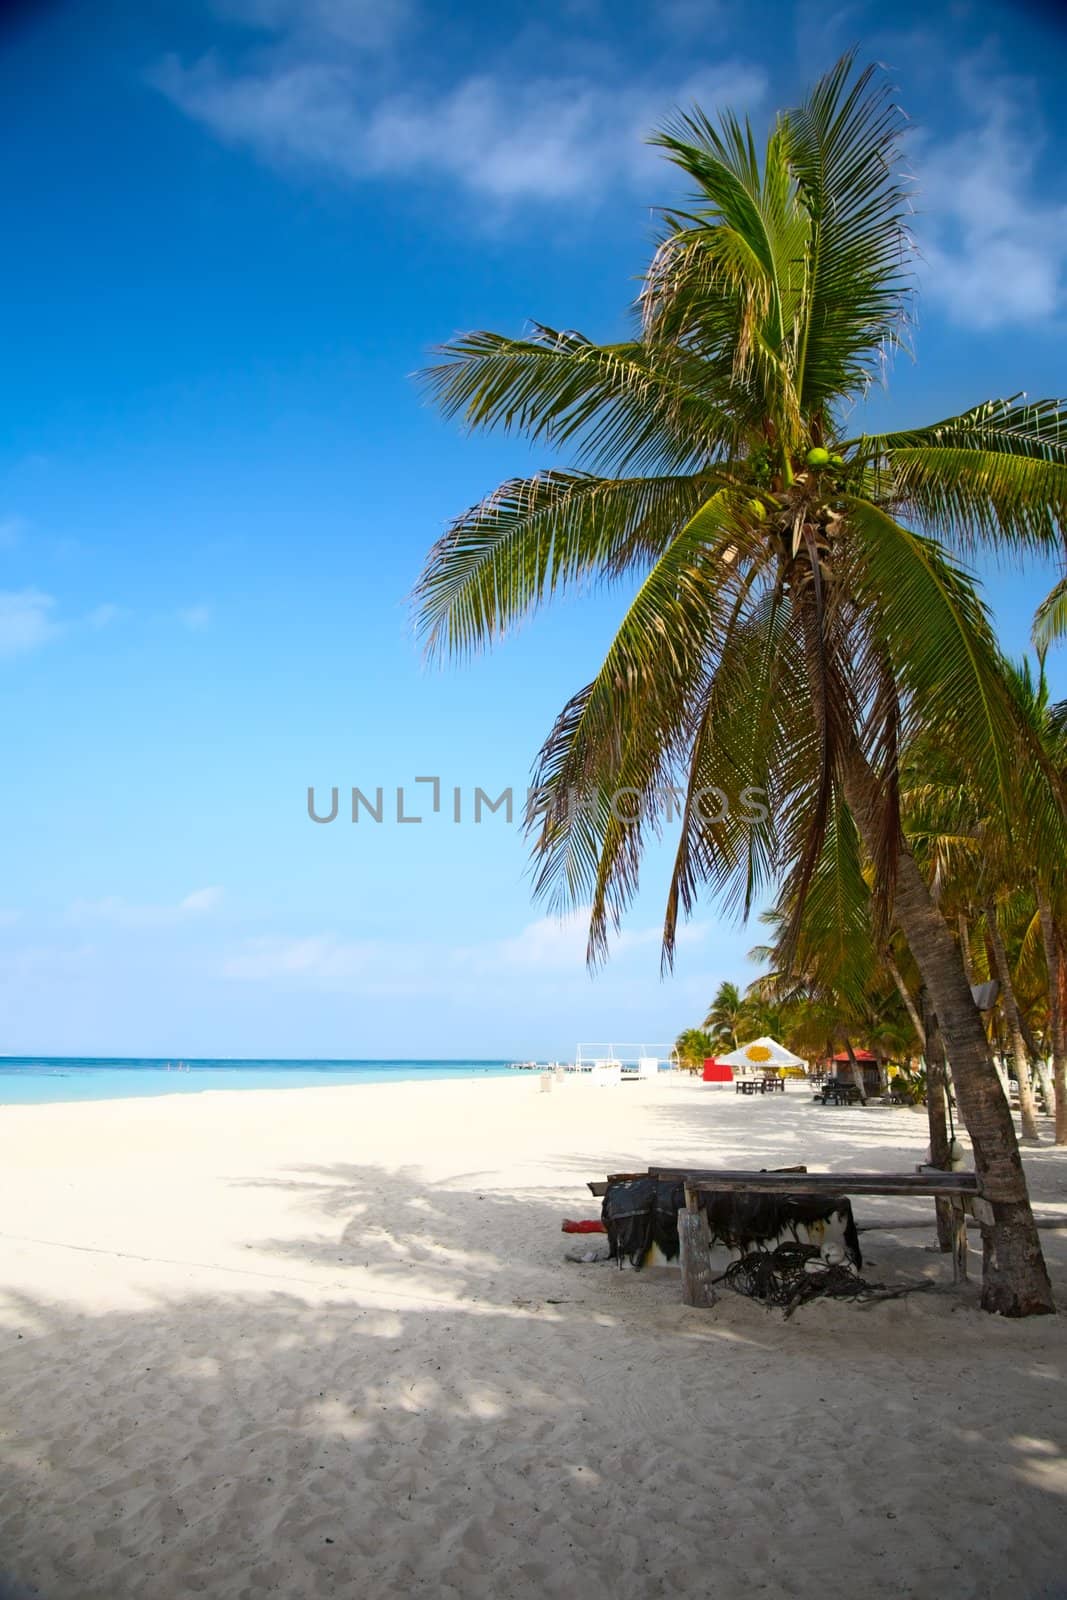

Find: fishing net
716;1241;933;1318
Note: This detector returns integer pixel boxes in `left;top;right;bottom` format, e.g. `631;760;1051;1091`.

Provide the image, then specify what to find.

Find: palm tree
737;994;785;1041
904;663;1066;1142
980;897;1042;1142
674;1027;717;1071
415;57;1066;1314
751;896;912;1101
703;980;746;1048
1036;893;1067;1143
1007;655;1067;1142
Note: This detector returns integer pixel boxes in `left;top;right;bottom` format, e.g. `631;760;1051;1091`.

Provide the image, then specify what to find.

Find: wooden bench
814;1080;862;1105
735;1075;786;1095
671;1169;985;1306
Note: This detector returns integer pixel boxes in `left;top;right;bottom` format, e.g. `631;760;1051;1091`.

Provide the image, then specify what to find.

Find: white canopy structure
716;1036;807;1071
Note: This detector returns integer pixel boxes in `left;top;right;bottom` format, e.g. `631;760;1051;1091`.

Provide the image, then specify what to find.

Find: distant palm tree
901;668;1065;1144
703;980;745;1048
737;995;785;1042
415;57;1066;1314
674;1027;717;1071
1006;656;1067;1144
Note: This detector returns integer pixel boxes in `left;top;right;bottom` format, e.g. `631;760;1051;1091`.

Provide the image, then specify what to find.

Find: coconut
746;498;766;520
829;453;845;467
805;446;831;467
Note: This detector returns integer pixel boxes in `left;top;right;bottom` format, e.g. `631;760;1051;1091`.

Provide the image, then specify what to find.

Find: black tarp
601;1179;861;1269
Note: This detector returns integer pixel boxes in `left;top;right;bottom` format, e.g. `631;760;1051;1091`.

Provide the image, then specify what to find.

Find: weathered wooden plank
594;1169;979;1195
678;1192;716;1308
676;1169;979;1185
590;1164;810;1195
684;1171;979;1197
689;1181;978;1198
592;1167;979;1198
647;1164;809;1181
587;1172;647;1195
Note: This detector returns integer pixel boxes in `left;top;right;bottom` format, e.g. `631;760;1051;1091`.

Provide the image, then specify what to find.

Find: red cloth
561;1219;607;1233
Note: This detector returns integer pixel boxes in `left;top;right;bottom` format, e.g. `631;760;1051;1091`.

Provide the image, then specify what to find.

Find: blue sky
1;0;1066;1059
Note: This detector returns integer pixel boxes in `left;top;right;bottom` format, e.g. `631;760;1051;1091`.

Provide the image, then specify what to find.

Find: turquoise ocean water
0;1058;514;1107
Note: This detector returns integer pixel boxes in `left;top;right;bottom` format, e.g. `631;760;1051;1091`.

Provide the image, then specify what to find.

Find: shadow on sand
0;1161;1064;1600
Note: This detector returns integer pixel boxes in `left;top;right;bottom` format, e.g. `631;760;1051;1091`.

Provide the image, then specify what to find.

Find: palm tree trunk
840;749;1054;1315
1059;945;1067;1142
958;912;975;984
954;910;999;1097
1018;1010;1054;1116
886;951;925;1049
841;1035;867;1103
920;993;956;1250
1037;890;1067;1144
874;1046;888;1093
1019;1011;1043;1064
985;904;1042;1143
989;1013;1011;1098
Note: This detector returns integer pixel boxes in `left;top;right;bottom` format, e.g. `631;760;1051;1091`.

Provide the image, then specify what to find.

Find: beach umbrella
715;1036;807;1071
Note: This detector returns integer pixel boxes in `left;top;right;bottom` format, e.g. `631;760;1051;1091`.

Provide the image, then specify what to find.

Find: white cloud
916;71;1067;328
486;910;596;972
67;887;224;928
153;50;765;202
213;0;412;50
223;909;708;986
0;591;135;657
180;886;225;913
0;589;59;659
87;602;127;629
177;603;212;631
653;0;736;33
482;907;709;970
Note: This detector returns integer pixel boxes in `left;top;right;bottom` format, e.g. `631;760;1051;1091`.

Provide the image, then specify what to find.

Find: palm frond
413;469;713;657
420;325;735;475
784;52;914;413
662;581;808;962
849;396;1067;462
845;503;1067;890
841;500;1019;820
523;491;777;958
644;110;808;449
850;397;1067;549
782;799;876;1012
1034;574;1067;649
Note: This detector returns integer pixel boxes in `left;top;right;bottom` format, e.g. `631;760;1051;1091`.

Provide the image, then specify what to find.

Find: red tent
702;1057;733;1083
828;1048;881;1093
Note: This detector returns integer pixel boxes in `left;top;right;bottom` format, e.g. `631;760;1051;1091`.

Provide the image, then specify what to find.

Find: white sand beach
1;1074;1065;1600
